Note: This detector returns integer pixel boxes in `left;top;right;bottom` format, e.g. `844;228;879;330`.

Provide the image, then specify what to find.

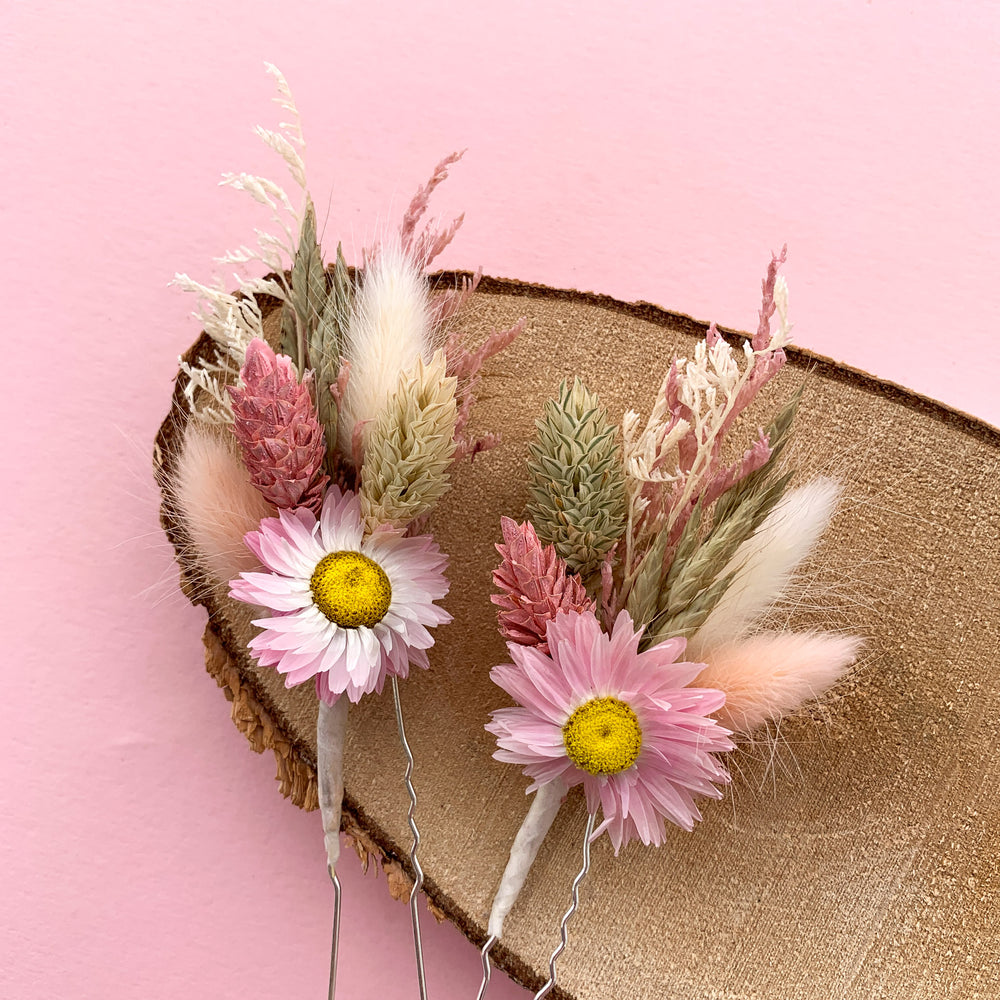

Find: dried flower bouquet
479;255;862;998
167;65;521;1000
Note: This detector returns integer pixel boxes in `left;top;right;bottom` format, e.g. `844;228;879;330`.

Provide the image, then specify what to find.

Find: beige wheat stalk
359;351;458;533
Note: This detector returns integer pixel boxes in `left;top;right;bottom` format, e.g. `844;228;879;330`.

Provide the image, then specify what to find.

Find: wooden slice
155;276;1000;1000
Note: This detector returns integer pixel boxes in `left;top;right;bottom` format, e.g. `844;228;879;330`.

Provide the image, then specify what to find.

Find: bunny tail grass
696;631;863;734
338;236;434;459
173;423;275;585
689;477;843;657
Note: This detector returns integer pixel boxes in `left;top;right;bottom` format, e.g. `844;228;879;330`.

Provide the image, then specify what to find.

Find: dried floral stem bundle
170;65;522;1000
478;253;862;997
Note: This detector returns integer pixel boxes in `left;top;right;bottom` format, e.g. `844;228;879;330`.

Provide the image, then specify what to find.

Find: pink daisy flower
487;609;734;853
230;486;451;704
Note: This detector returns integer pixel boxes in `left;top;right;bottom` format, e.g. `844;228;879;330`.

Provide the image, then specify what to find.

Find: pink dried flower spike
229;338;329;513
492;517;594;653
400;150;466;270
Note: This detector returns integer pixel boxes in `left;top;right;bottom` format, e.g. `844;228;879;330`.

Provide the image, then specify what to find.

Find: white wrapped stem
487;778;567;939
317;696;350;869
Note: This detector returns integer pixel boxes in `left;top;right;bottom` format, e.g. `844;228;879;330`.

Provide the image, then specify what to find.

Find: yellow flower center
562;697;642;776
310;551;392;629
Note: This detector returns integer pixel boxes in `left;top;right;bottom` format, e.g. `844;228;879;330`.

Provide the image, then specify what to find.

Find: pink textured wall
3;2;998;997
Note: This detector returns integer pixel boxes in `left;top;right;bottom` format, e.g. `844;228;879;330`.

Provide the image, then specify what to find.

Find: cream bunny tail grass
173;423;275;585
688;476;844;658
695;631;862;735
338;235;434;460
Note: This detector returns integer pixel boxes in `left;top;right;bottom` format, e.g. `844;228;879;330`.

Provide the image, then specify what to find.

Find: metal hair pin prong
475;934;498;1000
392;675;428;1000
533;811;597;1000
327;866;342;1000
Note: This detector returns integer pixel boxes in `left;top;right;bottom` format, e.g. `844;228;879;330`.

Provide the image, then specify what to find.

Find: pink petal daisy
487;609;733;853
230;486;451;704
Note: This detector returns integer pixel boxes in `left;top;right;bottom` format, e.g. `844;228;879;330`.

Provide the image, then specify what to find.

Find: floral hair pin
477;255;863;997
165;65;521;1000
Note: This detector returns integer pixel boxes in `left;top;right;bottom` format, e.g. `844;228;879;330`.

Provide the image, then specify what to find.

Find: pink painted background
3;2;998;997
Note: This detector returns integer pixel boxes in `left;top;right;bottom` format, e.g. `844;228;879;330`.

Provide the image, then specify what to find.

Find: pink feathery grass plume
371;151;525;462
700;430;773;509
492;517;595;653
430;269;482;329
694;631;862;735
446;318;527;460
400;151;527;459
642;250;791;538
399;151;466;270
228;338;329;513
753;244;789;351
716;246;790;435
230;486;452;704
487;609;733;853
174;423;277;584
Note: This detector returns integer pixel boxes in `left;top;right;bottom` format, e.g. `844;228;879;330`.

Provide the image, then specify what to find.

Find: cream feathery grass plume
172;422;277;586
175;296;269;426
337;234;435;462
173;63;313;427
340;150;525;468
687;477;863;735
689;477;844;655
334;151;466;462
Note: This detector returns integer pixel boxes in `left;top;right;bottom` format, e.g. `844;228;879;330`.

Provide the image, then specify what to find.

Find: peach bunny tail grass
173;422;276;586
696;631;863;735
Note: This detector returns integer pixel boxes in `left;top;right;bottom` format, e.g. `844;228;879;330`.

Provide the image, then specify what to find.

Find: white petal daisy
230;486;451;703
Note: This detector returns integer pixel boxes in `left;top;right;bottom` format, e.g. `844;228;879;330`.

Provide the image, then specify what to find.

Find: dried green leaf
280;197;328;368
310;243;352;472
625;525;672;629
